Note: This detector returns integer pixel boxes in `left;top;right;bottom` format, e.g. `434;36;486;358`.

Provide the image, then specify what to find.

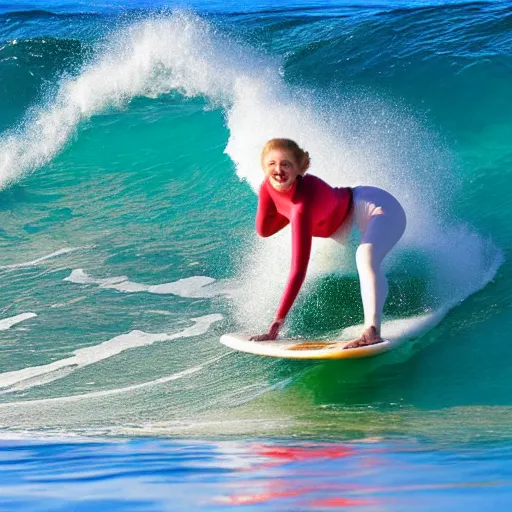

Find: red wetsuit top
256;174;353;320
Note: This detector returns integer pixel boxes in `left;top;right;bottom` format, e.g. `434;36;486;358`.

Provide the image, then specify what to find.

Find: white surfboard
220;332;398;360
220;311;445;360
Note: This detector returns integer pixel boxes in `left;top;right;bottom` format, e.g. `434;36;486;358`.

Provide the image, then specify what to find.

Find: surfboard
220;311;447;360
220;332;398;360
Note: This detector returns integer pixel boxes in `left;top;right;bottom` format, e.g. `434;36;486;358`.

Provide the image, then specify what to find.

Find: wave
0;9;101;20
0;11;274;187
0;10;503;342
0;247;88;270
0;313;222;394
0;355;230;408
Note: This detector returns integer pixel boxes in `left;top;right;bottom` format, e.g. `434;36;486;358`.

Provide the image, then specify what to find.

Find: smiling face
262;149;303;192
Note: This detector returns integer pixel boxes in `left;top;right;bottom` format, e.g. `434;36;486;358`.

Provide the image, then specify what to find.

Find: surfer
250;138;406;348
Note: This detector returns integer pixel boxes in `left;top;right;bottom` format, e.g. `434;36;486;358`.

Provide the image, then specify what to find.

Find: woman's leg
357;212;404;330
345;188;406;348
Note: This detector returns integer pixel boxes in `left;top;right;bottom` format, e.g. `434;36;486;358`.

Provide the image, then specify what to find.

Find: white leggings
334;186;406;331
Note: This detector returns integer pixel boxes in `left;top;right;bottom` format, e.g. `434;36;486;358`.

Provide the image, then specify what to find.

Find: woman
250;138;406;349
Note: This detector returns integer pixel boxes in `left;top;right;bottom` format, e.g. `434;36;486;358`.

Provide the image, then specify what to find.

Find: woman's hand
249;320;283;342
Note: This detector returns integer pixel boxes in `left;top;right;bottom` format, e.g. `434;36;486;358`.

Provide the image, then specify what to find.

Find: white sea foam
0;314;222;393
0;247;86;270
0;313;37;331
64;269;235;298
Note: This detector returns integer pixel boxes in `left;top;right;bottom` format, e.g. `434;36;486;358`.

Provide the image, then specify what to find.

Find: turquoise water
0;0;511;508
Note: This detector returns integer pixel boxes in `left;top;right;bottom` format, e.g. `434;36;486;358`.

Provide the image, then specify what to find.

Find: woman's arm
255;182;289;237
275;209;312;320
251;209;312;341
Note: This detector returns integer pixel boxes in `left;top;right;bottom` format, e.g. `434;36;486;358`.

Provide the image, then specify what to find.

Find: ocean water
0;0;511;509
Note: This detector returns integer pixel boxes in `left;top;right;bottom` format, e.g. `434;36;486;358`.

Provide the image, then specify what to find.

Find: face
262;149;302;192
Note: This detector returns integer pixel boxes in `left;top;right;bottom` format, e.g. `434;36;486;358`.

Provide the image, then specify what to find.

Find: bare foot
343;326;384;350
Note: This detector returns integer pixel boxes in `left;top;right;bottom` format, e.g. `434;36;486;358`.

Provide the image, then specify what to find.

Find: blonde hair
261;138;310;174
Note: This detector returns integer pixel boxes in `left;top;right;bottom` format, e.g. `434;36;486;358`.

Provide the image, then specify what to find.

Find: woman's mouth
273;173;288;183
